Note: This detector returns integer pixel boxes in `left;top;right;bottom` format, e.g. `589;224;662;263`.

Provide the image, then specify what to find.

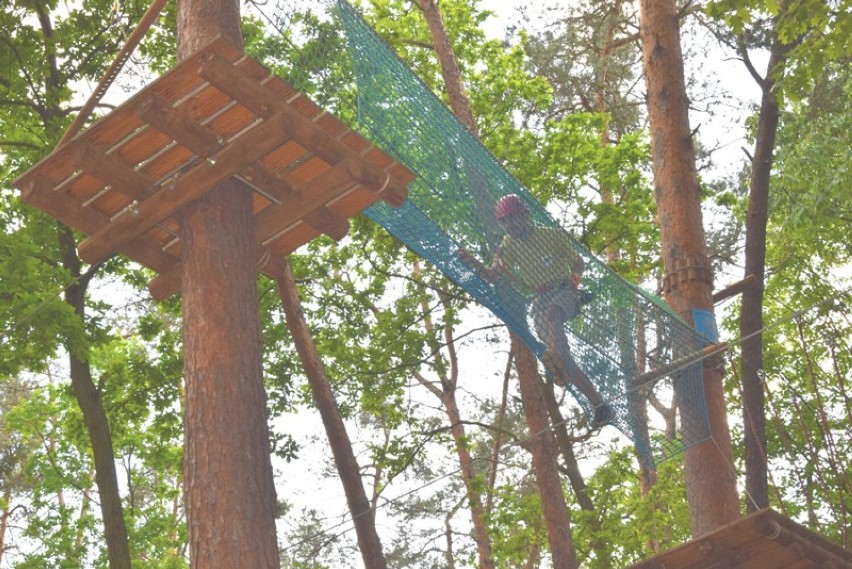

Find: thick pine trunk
273;259;388;569
59;228;132;569
181;181;280;567
178;3;279;566
638;0;740;537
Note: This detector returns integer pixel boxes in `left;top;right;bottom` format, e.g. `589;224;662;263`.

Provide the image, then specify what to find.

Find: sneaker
593;404;614;427
577;289;595;306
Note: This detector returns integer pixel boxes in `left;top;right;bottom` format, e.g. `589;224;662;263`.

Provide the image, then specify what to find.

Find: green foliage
487;480;547;567
1;0;847;564
706;0;852;102
768;70;852;266
570;447;692;567
522;0;643;135
709;0;852;543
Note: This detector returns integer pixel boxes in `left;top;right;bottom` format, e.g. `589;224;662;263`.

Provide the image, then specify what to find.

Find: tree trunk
415;6;498;566
637;0;740;537
181;178;279;567
418;0;477;135
0;488;10;565
514;337;579;569
442;381;496;569
178;1;279;565
740;27;791;513
59;228;132;569
542;385;618;562
273;259;388;569
418;1;580;561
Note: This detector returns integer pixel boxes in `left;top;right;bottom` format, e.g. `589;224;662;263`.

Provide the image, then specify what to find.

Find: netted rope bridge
329;0;712;463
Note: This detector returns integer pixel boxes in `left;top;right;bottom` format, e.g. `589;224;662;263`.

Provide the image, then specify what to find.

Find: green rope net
254;0;712;464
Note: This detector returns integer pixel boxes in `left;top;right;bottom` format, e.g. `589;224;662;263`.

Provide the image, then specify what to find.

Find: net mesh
251;0;712;463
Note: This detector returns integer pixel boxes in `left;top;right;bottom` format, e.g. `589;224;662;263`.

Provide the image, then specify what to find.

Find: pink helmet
494;194;528;220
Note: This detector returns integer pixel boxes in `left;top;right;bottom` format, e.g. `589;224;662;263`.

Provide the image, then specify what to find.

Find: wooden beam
199;53;408;206
21;179;178;273
76;112;293;265
713;273;758;303
138;93;224;157
255;158;357;244
71;142;157;202
345;155;407;207
140;92;298;203
692;538;744;569
199;53;344;163
239;163;298;203
633;343;728;387
141;89;318;239
757;518;852;569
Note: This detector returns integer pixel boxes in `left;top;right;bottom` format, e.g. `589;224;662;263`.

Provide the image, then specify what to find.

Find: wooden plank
261;139;311;172
139;93;224;157
108;126;173;174
691;539;745;569
633;343;727;387
138;93;297;205
264;222;318;257
627;509;852;569
713;273;758;303
200;53;346;165
240;163;298;203
21;179;177;273
198;53;409;206
12;39;240;197
345;156;407;207
286;156;331;185
80;39;244;151
71;142;157;202
77;112;293;265
255;158;357;244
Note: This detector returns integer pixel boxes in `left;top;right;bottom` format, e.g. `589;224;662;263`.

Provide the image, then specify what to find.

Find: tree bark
178;1;279;565
442;391;496;569
59;228;132;569
740;26;791;513
273;259;388;569
514;337;579;569
637;0;740;537
0;489;11;566
543;385;617;560
181;179;279;567
418;0;477;136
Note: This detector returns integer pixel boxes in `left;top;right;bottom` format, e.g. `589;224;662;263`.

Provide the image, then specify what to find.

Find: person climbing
458;194;613;427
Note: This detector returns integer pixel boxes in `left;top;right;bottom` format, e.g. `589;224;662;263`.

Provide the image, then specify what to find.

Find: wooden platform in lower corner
627;508;852;569
13;37;414;300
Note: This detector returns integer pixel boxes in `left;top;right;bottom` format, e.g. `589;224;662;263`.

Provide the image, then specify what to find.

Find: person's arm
457;248;501;283
570;254;585;288
555;229;584;288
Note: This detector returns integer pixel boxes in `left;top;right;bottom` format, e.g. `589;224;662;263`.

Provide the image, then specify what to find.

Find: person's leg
534;304;602;405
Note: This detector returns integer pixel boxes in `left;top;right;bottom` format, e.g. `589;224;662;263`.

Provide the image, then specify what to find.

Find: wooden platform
14;38;413;299
628;509;852;569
